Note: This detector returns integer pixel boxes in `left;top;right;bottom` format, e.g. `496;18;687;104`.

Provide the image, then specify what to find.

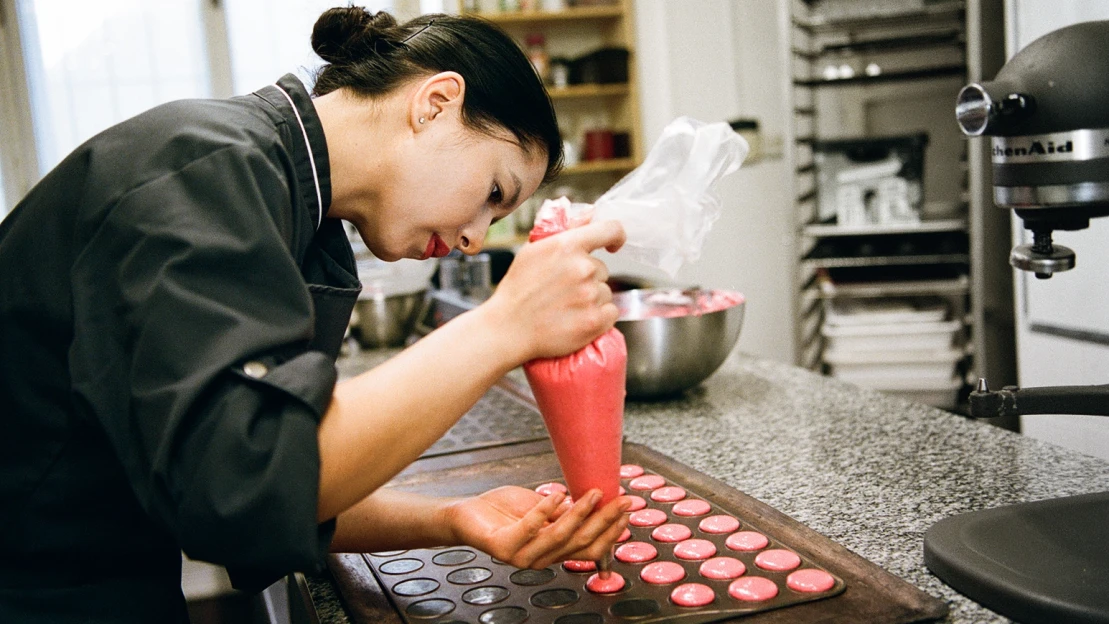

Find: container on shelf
550;57;571;87
729;118;761;162
570;47;629;84
583;129;614;161
821;318;961;352
814;133;929;226
823;297;948;326
525;33;550;83
825;346;963;381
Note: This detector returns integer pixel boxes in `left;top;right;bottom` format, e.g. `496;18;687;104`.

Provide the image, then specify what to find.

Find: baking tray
327;440;948;623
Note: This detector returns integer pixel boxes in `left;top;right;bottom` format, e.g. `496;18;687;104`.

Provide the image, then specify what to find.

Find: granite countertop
309;347;1109;623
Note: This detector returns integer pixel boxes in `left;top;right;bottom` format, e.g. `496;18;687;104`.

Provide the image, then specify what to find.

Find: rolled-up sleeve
68;144;338;589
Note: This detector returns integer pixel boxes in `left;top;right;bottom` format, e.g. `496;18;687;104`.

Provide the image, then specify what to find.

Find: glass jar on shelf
525;33;551;84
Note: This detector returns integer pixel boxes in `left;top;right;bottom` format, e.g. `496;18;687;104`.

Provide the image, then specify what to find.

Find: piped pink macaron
699;556;746;580
629;474;667;491
620;464;645;479
586;571;626;594
651;523;693;543
728;576;779;601
755;549;801;572
640;561;686;585
698;515;740;534
672;499;712;517
787;569;836;593
670;582;715;607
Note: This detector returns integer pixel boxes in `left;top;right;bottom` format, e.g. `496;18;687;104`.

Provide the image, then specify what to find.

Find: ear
409;71;465;132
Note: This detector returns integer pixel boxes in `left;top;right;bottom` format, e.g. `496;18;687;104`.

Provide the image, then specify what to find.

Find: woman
0;7;629;622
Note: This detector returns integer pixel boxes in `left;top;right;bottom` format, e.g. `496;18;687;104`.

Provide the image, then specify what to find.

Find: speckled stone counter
307;349;1109;623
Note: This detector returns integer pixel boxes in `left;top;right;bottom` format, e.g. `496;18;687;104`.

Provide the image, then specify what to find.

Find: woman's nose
458;222;489;255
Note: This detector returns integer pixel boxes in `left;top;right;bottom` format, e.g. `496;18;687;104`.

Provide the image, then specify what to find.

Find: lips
432;234;451;258
420;234;452;260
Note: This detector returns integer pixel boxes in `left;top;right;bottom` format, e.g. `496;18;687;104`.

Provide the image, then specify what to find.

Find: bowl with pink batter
614;288;745;399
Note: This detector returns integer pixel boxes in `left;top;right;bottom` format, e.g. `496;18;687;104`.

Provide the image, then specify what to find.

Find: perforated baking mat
422;382;547;459
328;441;948;624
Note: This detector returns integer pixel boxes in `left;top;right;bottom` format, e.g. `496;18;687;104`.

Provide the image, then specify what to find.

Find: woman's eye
489;183;503;205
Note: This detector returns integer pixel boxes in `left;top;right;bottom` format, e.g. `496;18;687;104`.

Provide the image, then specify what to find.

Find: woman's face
352;121;547;263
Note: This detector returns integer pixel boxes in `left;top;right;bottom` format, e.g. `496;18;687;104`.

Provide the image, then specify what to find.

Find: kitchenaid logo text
992;130;1109;164
993;141;1073;158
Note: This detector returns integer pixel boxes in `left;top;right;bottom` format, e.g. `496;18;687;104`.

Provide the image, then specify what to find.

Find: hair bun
312;7;399;64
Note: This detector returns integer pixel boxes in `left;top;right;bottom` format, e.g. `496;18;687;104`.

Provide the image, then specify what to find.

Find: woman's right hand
482;219;626;363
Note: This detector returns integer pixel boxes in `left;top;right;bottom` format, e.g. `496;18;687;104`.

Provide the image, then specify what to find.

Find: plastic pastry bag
592;115;749;276
523;203;626;509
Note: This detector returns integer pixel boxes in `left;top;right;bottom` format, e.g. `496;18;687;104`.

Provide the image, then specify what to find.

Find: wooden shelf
466;5;623;24
548;83;629;99
562;158;636;175
461;0;643;185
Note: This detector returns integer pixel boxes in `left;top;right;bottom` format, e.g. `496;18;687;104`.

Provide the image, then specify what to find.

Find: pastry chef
0;6;629;622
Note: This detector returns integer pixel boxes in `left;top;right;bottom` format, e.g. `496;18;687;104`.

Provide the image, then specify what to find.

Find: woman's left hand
443;486;630;569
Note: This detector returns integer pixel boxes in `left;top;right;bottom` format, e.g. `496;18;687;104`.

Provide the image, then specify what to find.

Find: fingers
556;508;629;566
494;491;565;556
562;220;626;254
511;490;602;566
590;256;610;284
519;492;632;570
551;495;631;564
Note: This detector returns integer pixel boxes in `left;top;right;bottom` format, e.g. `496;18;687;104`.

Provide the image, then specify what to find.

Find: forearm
315;302;526;521
330;487;458;552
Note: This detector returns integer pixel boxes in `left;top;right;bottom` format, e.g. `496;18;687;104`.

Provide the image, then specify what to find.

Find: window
0;0;416;200
16;0;211;174
224;0;393;95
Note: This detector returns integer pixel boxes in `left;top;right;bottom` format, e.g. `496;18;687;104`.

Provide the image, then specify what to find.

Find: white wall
1006;0;1109;460
617;0;795;363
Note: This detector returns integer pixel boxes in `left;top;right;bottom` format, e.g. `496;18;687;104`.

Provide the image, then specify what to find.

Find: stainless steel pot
614;289;745;399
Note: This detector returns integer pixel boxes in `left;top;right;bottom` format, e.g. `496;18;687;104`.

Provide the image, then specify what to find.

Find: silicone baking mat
327;441;947;624
363;466;845;623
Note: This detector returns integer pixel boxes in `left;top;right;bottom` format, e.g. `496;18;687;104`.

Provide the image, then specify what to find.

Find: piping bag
522;117;748;576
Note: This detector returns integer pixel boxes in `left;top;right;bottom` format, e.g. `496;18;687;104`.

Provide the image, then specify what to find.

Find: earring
419;117;426;124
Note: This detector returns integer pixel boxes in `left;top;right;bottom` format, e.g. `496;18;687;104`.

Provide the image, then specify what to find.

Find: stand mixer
923;20;1109;623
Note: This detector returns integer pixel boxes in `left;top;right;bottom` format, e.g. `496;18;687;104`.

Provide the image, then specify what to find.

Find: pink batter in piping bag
523;199;626;576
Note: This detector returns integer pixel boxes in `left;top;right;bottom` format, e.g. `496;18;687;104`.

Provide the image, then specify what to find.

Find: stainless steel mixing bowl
352;291;427;349
614;289;745;399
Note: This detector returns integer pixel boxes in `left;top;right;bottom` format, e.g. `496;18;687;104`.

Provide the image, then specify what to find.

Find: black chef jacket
0;74;361;623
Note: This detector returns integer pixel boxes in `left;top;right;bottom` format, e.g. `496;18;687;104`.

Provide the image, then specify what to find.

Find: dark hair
311;7;563;183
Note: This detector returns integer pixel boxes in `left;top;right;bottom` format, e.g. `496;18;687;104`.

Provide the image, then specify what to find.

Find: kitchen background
2;0;1108;608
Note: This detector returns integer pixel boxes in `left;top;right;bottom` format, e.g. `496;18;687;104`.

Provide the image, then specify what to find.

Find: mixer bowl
615;289;746;399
